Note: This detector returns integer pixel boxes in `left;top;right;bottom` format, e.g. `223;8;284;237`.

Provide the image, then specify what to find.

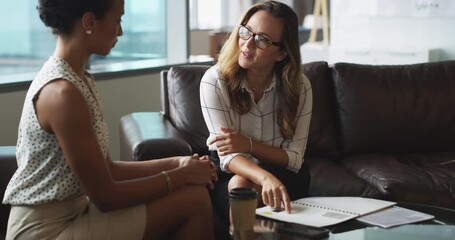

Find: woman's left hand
209;127;251;156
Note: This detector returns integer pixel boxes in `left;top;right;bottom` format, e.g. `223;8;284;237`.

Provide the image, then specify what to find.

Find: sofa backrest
162;63;341;159
302;62;340;158
332;61;455;154
164;65;211;155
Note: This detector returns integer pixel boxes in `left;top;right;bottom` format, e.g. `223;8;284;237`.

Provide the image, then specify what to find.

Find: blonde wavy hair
217;1;303;139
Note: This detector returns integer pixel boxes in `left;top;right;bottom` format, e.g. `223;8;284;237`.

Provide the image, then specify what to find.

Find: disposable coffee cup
229;187;258;231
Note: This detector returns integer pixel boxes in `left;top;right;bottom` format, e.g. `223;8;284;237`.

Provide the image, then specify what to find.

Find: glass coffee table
232;202;455;240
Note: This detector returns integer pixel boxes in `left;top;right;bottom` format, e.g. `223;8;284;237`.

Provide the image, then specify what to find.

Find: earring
86;30;92;35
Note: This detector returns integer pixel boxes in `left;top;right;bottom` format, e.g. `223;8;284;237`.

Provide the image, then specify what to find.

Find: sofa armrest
119;112;193;161
1;146;17;237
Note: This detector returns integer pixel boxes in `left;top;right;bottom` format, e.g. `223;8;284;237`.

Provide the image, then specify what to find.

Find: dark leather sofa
119;61;455;210
0;146;17;240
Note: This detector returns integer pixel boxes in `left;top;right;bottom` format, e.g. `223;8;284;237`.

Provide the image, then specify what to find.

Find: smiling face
237;10;287;72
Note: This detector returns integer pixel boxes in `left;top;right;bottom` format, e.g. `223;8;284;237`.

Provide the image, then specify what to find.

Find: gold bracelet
248;137;253;154
161;171;172;194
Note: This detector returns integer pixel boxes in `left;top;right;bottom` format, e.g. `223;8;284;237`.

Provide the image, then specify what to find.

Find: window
92;0;166;68
0;2;50;76
189;0;222;30
0;0;166;82
189;0;254;30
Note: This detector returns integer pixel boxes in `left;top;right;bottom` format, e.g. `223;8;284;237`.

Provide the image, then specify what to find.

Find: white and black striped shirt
200;65;312;173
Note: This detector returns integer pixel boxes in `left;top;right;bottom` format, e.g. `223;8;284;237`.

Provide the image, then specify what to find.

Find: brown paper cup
229;188;258;231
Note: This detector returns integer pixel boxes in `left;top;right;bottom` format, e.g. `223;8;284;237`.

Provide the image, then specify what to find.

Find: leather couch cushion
167;65;211;155
303;62;339;157
306;157;381;198
332;61;455;154
341;152;455;208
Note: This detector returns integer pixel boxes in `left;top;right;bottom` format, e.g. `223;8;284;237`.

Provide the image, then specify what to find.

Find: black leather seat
119;61;455;208
0;146;17;239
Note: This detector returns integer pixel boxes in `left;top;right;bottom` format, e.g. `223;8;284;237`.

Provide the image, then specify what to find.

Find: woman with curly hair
3;0;215;239
200;0;312;228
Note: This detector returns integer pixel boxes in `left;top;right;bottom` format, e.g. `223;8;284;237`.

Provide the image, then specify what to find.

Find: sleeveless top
2;56;109;205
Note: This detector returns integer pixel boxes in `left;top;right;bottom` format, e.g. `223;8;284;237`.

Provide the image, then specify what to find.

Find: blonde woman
200;0;312;228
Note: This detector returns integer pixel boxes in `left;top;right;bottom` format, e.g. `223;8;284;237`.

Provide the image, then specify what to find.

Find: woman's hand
177;153;199;168
260;174;291;213
209;127;251;156
199;155;218;189
178;154;217;189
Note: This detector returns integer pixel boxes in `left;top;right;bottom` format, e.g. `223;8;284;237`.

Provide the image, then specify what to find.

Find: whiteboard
332;0;455;17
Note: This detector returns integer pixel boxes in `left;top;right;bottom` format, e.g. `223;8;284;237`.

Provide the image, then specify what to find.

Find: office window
0;0;166;80
92;0;166;68
189;0;222;30
189;0;257;30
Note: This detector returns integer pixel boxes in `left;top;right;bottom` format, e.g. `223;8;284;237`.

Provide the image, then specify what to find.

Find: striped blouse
200;65;312;173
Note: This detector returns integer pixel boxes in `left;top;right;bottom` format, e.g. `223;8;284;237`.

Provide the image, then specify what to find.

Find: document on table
357;206;434;228
256;197;396;228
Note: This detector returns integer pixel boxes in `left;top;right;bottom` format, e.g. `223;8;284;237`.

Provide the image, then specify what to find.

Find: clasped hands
179;154;218;189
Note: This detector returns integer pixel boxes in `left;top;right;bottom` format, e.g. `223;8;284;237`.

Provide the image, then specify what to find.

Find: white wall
0;73;161;160
190;29;211;55
96;73;161;160
330;0;455;64
0;90;26;146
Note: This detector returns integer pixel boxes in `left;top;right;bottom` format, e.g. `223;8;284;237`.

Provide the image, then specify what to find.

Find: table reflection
330;225;455;240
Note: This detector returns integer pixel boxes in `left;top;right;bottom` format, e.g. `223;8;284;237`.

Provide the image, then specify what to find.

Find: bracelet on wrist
248;137;253;154
161;171;172;194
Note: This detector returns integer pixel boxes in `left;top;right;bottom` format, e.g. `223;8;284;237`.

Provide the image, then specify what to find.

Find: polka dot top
2;56;109;205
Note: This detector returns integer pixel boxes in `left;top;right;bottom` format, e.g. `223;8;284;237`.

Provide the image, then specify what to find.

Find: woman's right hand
260;174;292;213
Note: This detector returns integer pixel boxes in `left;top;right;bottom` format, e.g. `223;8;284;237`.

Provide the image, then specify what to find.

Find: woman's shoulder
295;73;312;97
34;56;78;84
300;73;312;88
201;65;221;83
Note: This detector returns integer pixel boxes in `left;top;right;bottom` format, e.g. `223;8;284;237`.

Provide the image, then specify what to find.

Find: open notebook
256;196;395;227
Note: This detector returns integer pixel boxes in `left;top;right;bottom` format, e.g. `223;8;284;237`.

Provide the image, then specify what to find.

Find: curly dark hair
37;0;115;35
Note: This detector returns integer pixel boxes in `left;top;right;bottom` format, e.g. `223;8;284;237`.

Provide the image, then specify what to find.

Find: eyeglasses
238;25;283;50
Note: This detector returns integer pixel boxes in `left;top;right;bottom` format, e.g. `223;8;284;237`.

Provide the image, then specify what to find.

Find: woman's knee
227;175;254;191
143;185;213;238
183;185;212;211
145;185;212;220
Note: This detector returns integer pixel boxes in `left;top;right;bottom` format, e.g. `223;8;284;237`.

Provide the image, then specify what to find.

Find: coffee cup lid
229;188;258;200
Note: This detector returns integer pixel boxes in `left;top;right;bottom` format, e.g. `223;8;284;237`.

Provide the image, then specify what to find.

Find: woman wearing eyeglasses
200;0;313;229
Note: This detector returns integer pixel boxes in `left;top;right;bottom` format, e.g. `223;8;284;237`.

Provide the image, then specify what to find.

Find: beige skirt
6;195;146;240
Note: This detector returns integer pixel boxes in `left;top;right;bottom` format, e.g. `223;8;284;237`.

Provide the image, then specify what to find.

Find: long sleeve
200;66;245;172
282;75;312;172
200;65;313;173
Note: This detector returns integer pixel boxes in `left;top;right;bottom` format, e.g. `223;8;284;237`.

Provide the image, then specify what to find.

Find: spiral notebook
255;197;396;227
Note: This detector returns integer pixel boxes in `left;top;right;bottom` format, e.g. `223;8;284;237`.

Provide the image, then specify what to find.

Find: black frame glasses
238;25;283;50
